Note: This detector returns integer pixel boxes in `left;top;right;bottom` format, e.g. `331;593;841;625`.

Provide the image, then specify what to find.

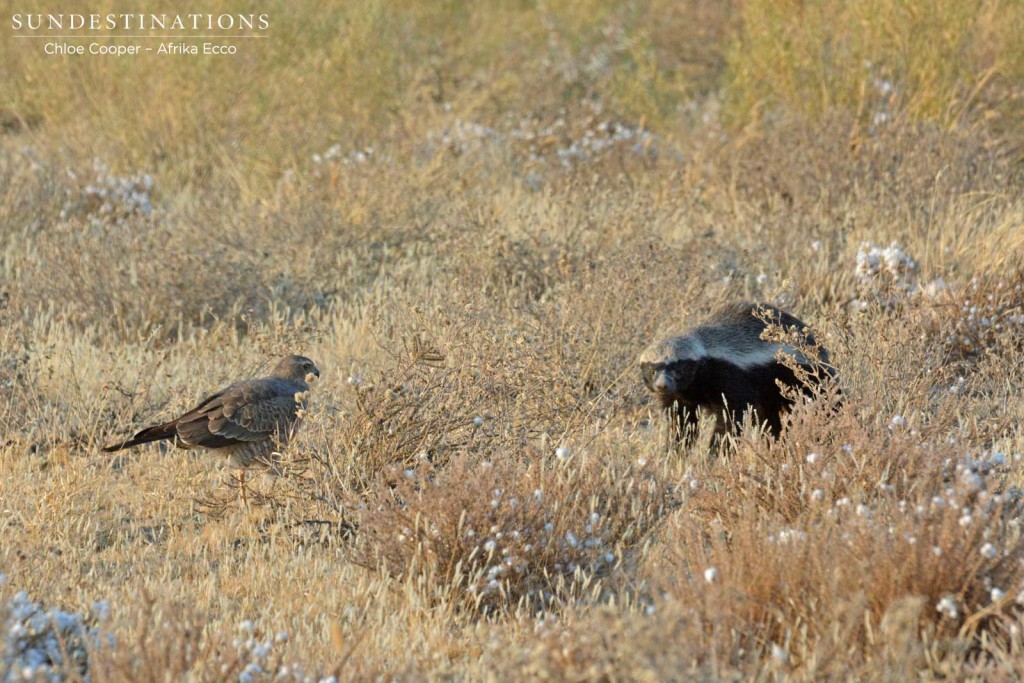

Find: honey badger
639;302;833;445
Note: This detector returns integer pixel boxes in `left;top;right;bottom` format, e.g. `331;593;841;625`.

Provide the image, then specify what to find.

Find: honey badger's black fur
639;302;834;445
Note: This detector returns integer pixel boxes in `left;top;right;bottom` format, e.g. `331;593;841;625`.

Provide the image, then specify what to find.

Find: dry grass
2;0;1024;679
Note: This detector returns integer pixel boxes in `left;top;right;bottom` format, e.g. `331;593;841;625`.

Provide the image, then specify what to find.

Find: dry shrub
920;270;1024;366
350;451;670;614
505;497;1024;679
312;241;702;490
301;259;701;614
0;588;108;679
319;330;486;494
690;399;935;526
664;495;1023;670
88;596;333;682
641;428;1024;674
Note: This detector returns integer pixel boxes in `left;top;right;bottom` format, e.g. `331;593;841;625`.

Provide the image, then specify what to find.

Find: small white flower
890;415;907;428
959;470;983;493
980;543;998;559
936;595;959;619
806;452;819;465
810;489;824;502
555;446;569;459
777;528;807;544
992;588;1006;603
771;643;788;665
473;416;485;426
703;567;718;583
483;540;497;553
932;546;941;556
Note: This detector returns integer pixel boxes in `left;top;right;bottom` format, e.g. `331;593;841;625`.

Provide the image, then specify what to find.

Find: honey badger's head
638;336;705;407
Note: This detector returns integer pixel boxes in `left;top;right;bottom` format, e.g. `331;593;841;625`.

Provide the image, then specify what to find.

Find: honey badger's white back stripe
639;302;821;370
640;335;810;370
705;342;809;369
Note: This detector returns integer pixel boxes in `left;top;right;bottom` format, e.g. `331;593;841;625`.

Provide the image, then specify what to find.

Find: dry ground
2;0;1024;679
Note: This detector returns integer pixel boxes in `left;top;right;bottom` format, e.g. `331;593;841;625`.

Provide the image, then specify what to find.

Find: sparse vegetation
2;0;1024;679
